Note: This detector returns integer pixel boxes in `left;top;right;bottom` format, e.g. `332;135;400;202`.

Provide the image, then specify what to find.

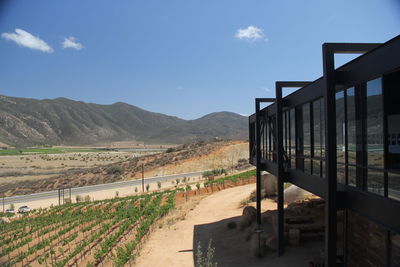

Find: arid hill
0;95;247;146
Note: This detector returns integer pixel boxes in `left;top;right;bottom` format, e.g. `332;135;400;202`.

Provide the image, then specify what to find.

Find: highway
1;170;206;207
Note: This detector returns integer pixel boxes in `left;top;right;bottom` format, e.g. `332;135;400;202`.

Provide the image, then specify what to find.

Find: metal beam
275;84;285;257
275;81;311;257
255;98;274;227
322;43;337;267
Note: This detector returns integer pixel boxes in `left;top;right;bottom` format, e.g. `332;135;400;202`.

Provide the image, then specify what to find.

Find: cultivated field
0;190;175;267
0;170;256;267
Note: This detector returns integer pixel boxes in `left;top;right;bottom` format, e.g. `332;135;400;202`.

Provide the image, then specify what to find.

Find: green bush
202;168;228;178
106;166;124;175
204;169;255;187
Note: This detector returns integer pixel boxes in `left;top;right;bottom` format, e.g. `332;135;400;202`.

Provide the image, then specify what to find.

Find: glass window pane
313;160;321;177
303;103;311;156
347;87;356;165
336;91;345;164
348;165;356;187
304;158;312;174
389;172;400;201
386;70;400;172
321;99;325;159
313;99;322;158
321;161;325;178
337;163;346;184
290;109;296;168
367;78;384;169
367;169;384;196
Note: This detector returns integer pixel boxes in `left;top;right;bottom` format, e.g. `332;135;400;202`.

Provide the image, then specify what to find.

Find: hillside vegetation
0;95;247;146
0;139;250;196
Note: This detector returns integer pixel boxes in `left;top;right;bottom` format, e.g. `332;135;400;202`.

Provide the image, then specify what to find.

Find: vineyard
0;190;176;267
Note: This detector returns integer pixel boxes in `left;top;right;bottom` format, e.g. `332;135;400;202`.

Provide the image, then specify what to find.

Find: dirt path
136;183;322;267
135;183;261;267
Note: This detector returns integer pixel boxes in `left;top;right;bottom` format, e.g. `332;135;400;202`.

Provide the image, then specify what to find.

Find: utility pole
2;195;4;213
141;164;144;192
231;155;234;173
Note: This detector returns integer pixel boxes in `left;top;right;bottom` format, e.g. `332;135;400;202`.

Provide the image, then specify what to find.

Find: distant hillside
0;95;248;146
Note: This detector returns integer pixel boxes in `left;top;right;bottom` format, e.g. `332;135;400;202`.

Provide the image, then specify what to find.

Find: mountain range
0;95;248;146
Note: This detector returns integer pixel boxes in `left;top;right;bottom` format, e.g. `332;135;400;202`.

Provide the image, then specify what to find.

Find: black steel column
255;98;275;227
275;81;310;257
275;83;285;256
255;99;262;226
323;44;337;267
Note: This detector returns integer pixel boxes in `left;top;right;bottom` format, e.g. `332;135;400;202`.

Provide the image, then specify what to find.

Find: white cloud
234;25;264;42
62;36;83;50
1;28;53;53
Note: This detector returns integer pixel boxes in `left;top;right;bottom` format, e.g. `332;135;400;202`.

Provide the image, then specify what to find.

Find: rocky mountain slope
0;95;247;146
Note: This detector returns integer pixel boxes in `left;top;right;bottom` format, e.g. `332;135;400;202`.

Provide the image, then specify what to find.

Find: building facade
249;35;400;266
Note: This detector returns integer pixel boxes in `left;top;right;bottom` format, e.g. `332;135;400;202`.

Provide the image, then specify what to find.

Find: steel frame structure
249;35;400;266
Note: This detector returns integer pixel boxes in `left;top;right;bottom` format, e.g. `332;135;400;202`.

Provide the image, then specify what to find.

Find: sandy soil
143;142;249;178
135;183;322;267
135;184;259;267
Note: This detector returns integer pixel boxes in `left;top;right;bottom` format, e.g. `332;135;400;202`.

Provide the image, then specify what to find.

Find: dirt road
136;183;322;267
135;183;259;267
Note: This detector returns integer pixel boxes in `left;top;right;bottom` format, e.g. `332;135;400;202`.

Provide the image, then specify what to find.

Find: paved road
1;170;206;206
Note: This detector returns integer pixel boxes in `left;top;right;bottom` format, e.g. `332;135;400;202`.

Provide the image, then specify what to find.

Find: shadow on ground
193;215;323;267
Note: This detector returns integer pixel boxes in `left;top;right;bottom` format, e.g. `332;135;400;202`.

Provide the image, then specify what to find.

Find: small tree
157;181;162;190
115;191;119;197
134;187;138;193
176;178;180;185
185;185;191;192
75;195;83;202
196;183;201;190
146;184;150;192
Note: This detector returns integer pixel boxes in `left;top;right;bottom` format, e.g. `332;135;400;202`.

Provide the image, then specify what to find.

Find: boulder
261;173;277;197
240;206;257;230
284;185;312;204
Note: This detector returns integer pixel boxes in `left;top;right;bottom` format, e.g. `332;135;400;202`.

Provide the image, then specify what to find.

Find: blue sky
0;0;399;119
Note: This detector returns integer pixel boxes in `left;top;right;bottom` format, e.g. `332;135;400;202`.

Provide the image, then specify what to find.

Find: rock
261;173;277;197
288;228;301;246
240;206;257;230
250;234;267;257
265;235;277;251
284;185;312;204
